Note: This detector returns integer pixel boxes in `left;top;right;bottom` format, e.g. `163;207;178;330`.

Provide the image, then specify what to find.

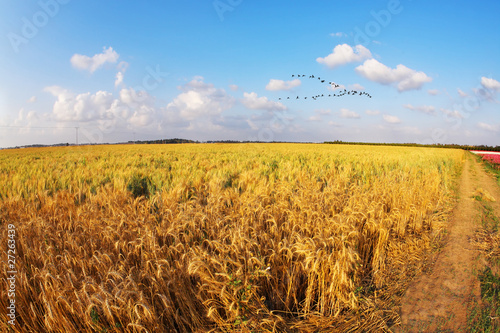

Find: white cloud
309;109;331;121
349;83;365;91
117;61;129;72
166;77;235;121
16;108;38;123
315;109;331;116
229;84;239;91
365;109;380;116
404;104;436;115
339;108;360;119
316;44;372;69
355;59;432;92
328;121;341;127
44;85;159;128
383;114;401;124
481;77;500;92
70;47;120;73
241;92;286;111
478;122;499;132
330;32;346;37
457;88;468;97
328;84;346;91
27;96;37;103
428;89;439;96
441;108;463;119
115;72;124;88
115;61;129;88
400;126;421;135
265;79;301;91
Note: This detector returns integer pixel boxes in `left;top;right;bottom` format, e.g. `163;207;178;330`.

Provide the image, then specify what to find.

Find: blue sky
0;0;499;148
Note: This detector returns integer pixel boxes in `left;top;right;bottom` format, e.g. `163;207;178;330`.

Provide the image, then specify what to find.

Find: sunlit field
0;143;464;332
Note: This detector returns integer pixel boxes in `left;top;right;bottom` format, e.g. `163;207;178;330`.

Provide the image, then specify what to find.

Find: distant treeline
129;138;197;144
324;140;500;152
4;139;499;151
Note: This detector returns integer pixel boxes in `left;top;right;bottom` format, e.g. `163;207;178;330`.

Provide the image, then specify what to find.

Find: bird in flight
277;74;372;101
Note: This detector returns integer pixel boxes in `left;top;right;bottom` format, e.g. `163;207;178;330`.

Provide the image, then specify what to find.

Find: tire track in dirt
397;153;500;332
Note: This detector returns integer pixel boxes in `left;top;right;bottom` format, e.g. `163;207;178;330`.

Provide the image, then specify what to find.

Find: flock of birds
278;74;372;101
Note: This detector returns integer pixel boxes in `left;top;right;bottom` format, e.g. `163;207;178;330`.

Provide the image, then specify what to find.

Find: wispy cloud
441;108;463;119
457;88;468;97
349;83;365;91
383;114;401;124
330;32;346;37
478;122;499;132
265;79;301;91
365;109;380;116
339;108;360;119
71;47;120;73
404;104;436;115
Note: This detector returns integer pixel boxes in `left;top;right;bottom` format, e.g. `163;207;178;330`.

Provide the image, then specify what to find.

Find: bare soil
397;154;500;332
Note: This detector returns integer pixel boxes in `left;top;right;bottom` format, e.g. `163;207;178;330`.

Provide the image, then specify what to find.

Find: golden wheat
0;143;463;332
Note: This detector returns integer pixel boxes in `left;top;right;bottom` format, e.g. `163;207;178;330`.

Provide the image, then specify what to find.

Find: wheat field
0;143;463;332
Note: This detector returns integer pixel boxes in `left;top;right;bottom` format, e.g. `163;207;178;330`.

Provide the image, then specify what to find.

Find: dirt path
397;154;500;332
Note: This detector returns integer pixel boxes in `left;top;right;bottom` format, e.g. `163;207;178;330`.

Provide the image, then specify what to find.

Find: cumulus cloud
71;47;120;73
428;89;439;96
16;108;39;123
383;114;401;124
44;85;158;127
365;109;380;115
241;92;286;111
265;79;301;91
38;77;256;143
317;44;372;69
229;84;239;91
27;96;37;103
166;77;235;121
355;59;432;92
404;104;436;115
481;77;500;92
339;108;360;119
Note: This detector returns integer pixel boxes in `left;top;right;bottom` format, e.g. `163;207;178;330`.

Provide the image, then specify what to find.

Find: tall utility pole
75;127;79;145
